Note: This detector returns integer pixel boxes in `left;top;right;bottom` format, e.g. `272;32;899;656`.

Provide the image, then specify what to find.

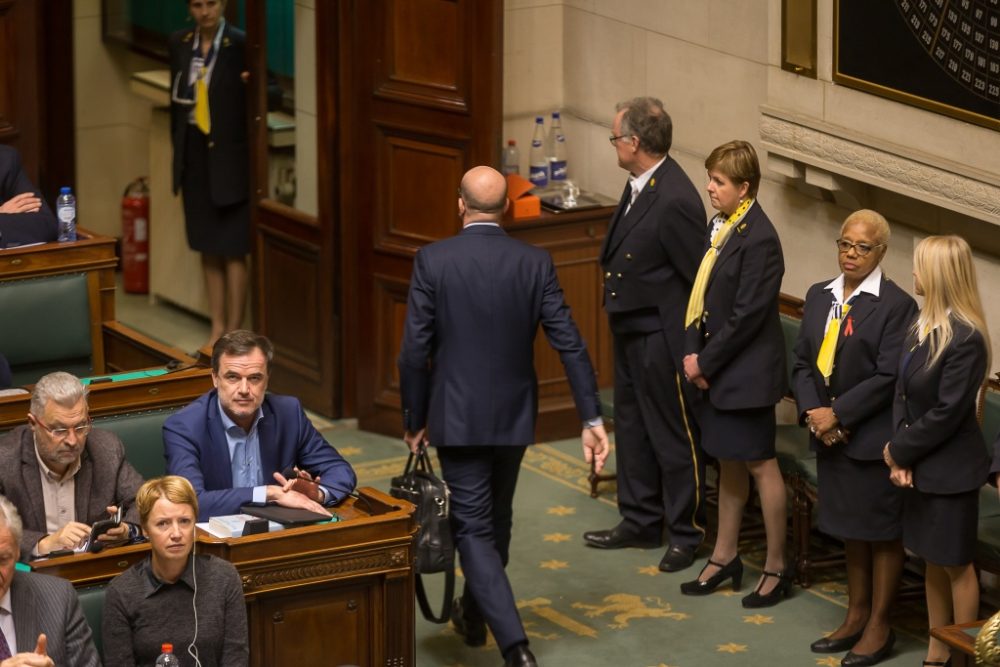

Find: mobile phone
87;505;124;553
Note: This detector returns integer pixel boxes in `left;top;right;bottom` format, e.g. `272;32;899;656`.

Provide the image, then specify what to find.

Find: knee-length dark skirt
181;130;250;257
698;401;775;461
816;448;902;541
902;487;978;566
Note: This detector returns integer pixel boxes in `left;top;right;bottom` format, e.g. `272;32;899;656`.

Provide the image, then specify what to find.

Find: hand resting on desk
267;471;331;516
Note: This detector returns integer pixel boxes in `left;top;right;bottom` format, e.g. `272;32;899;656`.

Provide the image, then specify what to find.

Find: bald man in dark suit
398;166;608;667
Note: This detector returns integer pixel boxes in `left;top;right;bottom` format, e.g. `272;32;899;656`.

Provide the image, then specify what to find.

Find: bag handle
415;569;455;623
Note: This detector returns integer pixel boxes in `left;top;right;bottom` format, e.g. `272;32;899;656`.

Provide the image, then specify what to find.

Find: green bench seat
76;584;106;659
92;408;178;480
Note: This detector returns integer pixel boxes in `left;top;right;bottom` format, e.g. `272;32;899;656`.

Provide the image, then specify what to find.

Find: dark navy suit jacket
168;23;249;207
0;145;58;247
888;319;989;494
398;224;601;446
600;156;706;359
792;276;917;460
163;390;357;520
684;202;787;410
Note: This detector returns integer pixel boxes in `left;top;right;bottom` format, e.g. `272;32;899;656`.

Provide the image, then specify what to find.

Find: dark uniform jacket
888;319;989;494
792;275;917;460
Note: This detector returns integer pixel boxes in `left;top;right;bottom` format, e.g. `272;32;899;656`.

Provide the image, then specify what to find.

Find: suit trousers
437;445;528;653
613;330;706;547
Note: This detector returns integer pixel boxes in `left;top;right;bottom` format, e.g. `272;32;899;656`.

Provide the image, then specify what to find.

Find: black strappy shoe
741;565;794;608
679;555;743;595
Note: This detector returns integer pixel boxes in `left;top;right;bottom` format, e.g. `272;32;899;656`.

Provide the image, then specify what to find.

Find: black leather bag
389;445;455;623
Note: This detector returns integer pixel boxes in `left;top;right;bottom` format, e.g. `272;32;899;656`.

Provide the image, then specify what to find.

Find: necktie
816;302;852;379
194;66;211;135
0;626;12;660
684;198;754;329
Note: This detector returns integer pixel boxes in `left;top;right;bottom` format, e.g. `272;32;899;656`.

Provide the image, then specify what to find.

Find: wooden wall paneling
351;0;502;436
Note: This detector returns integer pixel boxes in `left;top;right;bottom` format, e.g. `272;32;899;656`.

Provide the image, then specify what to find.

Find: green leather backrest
93;409;177;481
780;313;801;389
76;584;106;659
983;388;1000;454
0;274;93;386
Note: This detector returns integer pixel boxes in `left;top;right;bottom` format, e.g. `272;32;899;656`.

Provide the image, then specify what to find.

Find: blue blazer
792;276;917;460
0;145;58;247
888;319;989;494
398;224;601;447
163;390;357;520
684;202;787;410
168;23;249;207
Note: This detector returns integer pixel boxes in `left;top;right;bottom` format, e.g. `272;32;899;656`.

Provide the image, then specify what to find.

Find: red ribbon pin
843;316;854;337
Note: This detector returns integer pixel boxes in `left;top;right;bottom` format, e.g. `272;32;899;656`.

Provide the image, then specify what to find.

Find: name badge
188;56;206;86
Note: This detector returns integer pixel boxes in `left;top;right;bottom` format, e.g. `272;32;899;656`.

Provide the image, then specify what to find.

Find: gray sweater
102;554;248;667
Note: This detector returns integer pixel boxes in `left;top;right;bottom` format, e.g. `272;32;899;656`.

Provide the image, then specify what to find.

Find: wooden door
346;0;503;434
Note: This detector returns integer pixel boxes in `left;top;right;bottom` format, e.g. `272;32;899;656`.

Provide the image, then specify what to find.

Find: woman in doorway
169;0;250;347
884;235;991;667
679;140;792;608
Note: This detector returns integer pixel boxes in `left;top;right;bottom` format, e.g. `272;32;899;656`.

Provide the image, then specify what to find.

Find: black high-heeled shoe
841;630;894;666
921;659;951;667
679;555;743;595
741;565;794;608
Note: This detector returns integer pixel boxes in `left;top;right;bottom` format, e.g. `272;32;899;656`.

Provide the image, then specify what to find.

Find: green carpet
322;422;931;666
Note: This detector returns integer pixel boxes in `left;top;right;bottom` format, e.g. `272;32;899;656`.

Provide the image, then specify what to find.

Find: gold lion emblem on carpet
571;594;689;629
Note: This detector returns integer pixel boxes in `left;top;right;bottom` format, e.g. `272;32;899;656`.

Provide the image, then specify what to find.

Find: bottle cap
552;111;561;118
162;643;173;653
507;139;516;146
535;116;543;122
59;187;71;194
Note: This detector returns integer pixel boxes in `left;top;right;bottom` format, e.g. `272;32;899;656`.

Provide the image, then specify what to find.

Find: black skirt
181;130;250;257
697;400;776;461
817;449;902;541
902;487;978;566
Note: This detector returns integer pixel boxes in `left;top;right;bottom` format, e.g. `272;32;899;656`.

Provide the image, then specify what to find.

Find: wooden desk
35;487;416;667
930;620;983;667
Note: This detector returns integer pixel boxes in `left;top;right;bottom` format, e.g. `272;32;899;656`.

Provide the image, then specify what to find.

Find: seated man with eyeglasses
0;372;144;560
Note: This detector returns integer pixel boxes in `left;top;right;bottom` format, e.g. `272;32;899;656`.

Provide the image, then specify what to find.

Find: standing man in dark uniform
399;166;609;667
582;97;707;573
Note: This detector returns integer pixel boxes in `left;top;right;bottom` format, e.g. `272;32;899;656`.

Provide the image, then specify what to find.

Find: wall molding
759;106;1000;225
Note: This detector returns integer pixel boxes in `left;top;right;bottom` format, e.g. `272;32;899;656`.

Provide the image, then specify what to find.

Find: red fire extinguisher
121;177;150;294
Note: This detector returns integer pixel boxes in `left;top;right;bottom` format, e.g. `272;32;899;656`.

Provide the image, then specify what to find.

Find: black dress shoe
810;629;863;653
841;631;894;666
658;544;697;572
450;598;487;647
680;555;743;595
503;643;538;667
741;565;795;608
582;525;660;550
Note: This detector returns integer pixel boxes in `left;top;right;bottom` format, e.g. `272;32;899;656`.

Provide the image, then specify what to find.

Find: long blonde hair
913;235;991;373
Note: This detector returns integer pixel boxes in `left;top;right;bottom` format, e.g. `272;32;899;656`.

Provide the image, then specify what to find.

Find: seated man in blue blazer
164;330;356;520
0;145;58;248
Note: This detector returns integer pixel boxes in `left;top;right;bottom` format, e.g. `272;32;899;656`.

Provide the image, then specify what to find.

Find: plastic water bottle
528;116;548;188
155;643;180;666
548;111;567;182
56;187;77;242
501;139;520;176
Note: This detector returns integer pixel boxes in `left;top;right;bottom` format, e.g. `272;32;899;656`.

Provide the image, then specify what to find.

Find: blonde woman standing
883;235;992;667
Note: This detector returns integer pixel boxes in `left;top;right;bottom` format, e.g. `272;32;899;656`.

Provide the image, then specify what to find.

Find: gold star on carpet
338;446;362;457
539;559;569;570
742;614;773;625
717;643;748;654
546;505;576;516
543;533;572;543
819;582;847;594
717;589;742;597
637;565;660;576
647;664;677;667
815;658;840;667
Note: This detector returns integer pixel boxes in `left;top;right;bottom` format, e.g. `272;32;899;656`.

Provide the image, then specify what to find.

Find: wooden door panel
0;4;16;141
353;0;501;435
376;130;465;251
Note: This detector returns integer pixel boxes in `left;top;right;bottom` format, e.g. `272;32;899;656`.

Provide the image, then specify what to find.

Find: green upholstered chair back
779;313;801;389
76;584;106;659
983;386;1000;454
0;273;93;386
92;408;177;480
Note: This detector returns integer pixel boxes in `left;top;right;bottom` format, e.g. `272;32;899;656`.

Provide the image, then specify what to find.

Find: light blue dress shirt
217;398;267;504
